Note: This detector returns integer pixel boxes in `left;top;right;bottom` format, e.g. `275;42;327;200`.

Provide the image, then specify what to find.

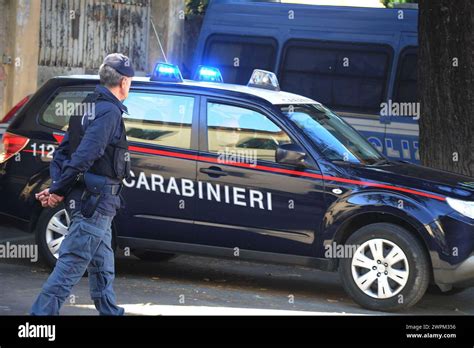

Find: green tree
185;0;209;16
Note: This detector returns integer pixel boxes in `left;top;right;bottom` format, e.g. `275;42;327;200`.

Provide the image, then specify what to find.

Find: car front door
114;90;200;245
195;97;327;257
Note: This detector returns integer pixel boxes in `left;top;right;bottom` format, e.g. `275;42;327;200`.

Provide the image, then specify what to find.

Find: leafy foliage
381;0;418;8
185;0;209;16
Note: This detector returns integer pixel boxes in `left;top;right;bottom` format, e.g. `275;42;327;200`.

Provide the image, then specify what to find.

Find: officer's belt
77;174;122;195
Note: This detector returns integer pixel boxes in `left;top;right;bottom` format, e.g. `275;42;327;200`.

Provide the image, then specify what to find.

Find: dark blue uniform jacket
49;85;128;216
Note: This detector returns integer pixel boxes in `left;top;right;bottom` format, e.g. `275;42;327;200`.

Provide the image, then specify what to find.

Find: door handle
200;166;229;177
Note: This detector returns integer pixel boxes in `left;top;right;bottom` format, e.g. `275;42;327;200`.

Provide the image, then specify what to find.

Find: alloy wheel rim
45;209;70;259
351;238;409;299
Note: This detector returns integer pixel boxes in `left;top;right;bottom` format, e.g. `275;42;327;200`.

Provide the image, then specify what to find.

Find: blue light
200;68;217;77
150;62;183;82
158;66;178;74
194;66;223;83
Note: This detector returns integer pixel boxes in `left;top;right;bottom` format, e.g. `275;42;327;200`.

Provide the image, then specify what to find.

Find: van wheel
35;206;70;269
132;250;176;262
339;223;430;312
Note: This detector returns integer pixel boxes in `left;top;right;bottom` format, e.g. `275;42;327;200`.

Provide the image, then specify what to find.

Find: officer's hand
35;189;50;207
47;194;64;208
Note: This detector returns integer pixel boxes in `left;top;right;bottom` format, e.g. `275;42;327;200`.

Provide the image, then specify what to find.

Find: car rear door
114;89;200;245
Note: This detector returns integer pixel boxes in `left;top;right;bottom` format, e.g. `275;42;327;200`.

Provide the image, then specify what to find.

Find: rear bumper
433;254;474;289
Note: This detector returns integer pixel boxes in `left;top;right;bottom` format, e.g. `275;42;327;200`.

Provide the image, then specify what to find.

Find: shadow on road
1;219;473;315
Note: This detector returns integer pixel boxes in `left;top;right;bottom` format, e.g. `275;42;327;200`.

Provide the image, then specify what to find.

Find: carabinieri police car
0;63;473;311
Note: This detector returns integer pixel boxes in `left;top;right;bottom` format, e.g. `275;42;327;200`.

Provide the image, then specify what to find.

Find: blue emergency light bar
150;62;183;82
194;66;224;83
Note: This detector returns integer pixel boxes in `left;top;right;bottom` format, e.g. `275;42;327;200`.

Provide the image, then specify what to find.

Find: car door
114;90;200;244
195;97;327;257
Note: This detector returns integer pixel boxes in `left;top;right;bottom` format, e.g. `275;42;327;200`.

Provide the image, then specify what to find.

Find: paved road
1;217;473;316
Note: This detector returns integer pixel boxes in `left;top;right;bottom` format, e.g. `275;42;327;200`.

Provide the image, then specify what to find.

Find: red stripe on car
48;134;446;202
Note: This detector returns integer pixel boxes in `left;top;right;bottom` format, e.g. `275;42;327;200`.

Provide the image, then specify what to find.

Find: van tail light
1;95;30;123
0;132;30;164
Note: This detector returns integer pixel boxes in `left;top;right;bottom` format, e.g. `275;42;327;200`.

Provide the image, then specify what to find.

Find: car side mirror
276;143;309;168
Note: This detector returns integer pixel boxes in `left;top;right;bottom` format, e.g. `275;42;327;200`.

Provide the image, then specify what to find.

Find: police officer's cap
103;53;135;77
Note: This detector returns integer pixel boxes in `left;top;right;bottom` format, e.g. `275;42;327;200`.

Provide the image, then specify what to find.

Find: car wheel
339;223;430;312
132;250;176;262
35;205;70;269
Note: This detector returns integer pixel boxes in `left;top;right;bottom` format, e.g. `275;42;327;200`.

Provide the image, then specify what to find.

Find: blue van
193;0;420;163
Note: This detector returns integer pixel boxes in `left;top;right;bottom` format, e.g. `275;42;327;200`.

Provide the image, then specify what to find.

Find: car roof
60;75;319;106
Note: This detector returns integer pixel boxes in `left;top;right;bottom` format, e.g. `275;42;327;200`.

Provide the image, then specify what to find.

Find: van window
202;34;277;85
124;92;195;150
279;40;393;113
393;48;418;103
207;102;291;163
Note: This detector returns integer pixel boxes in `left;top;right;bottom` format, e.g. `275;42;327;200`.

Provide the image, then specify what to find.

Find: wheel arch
335;211;429;251
319;189;447;272
326;211;434;277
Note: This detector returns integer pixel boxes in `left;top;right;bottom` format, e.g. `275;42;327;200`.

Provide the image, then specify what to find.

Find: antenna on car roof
150;16;168;63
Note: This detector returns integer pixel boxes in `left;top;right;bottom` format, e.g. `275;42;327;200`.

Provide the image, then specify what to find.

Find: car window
39;90;92;131
281;103;385;164
123;92;195;150
207;102;292;163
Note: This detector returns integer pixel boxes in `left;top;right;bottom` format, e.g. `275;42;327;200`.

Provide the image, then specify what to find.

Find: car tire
132;250;176;262
339;223;430;312
35;205;70;269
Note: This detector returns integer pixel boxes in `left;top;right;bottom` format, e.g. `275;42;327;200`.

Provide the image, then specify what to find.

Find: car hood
347;161;474;201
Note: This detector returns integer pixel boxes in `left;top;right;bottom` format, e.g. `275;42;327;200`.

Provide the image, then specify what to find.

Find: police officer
31;53;134;316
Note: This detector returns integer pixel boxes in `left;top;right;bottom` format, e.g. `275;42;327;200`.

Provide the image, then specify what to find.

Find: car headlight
446;197;474;219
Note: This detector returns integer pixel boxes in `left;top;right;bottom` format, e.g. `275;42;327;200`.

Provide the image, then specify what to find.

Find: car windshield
280;104;385;165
